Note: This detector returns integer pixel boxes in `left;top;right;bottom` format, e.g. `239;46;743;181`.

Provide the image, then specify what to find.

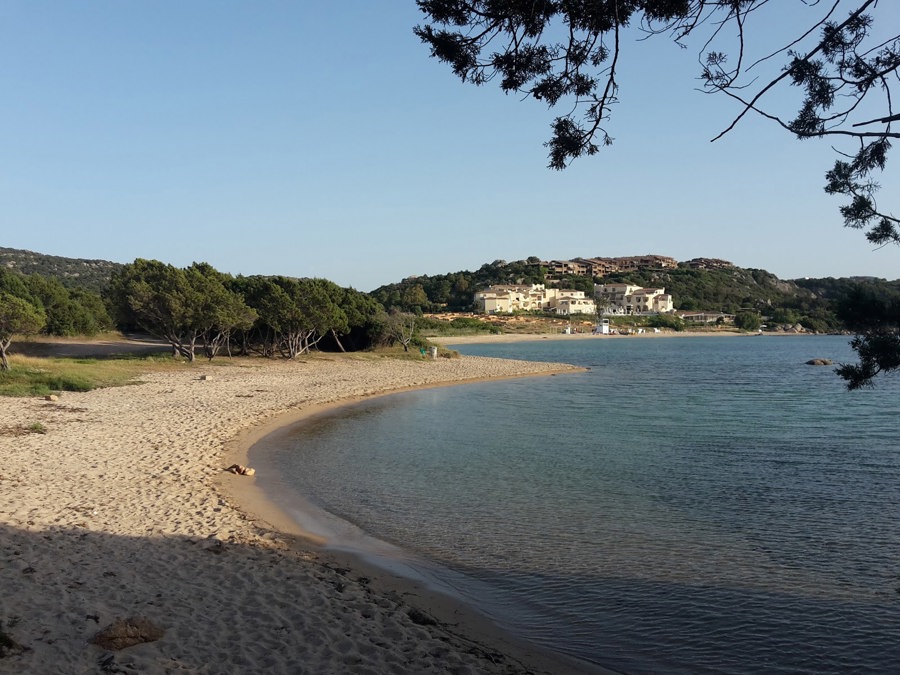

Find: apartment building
475;284;597;315
595;283;674;314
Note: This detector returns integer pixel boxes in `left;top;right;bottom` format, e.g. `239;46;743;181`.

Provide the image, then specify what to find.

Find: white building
475;284;596;316
594;283;674;314
553;293;597;315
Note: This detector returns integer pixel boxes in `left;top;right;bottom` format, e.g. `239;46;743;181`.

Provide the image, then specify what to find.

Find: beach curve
0;352;617;674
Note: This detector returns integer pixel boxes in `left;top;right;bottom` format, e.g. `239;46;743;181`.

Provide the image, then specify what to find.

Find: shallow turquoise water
256;336;900;674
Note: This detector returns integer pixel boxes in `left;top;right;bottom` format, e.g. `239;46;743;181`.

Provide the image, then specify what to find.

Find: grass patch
0;355;189;397
0;347;461;398
0;423;43;436
358;344;460;360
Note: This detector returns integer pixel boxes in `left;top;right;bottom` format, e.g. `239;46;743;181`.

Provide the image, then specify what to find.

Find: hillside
371;259;810;311
0;247;122;292
600;266;809;313
370;258;895;333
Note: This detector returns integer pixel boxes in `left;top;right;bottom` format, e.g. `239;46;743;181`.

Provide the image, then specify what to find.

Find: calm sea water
254;336;900;674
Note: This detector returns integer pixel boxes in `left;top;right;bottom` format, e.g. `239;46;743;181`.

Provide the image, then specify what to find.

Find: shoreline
220;364;611;675
221;375;614;675
220;366;585;536
0;353;614;674
429;328;789;345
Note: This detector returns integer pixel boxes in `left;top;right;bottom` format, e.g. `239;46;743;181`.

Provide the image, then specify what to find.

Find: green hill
370;258;900;333
0;247;122;293
370;259;811;313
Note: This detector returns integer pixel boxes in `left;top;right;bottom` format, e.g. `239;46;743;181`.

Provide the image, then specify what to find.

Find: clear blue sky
1;1;896;291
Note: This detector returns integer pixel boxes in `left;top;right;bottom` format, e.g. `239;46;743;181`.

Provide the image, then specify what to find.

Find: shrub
646;313;685;331
734;312;761;331
449;317;492;331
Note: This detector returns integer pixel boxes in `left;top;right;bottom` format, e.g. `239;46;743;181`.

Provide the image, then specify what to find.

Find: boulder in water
805;358;833;366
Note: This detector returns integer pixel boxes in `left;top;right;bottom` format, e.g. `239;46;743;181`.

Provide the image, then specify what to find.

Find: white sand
0;353;613;674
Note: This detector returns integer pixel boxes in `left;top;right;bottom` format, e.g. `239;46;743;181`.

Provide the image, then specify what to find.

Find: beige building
595;283;674;314
533;255;679;278
475;284;596;316
553;293;597;315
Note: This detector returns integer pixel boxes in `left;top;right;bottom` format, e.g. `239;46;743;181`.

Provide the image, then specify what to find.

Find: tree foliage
833;280;900;388
107;259;256;361
185;263;257;359
734;311;762;331
646;312;685;332
248;276;349;358
384;310;419;352
837;331;900;389
25;272;113;336
317;281;385;352
0;292;46;370
416;1;898;238
109;261;386;360
0;268;112;337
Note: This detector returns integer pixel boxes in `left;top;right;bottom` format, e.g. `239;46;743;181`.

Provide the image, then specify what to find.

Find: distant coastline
429;328;779;346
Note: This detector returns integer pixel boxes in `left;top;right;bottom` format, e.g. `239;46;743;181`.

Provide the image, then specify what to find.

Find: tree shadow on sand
2;519;898;674
0;522;555;674
13;334;171;360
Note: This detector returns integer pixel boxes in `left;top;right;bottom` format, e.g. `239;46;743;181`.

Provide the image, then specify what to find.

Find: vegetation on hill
600;267;842;333
0;247;122;293
371;258;863;335
371;259;546;314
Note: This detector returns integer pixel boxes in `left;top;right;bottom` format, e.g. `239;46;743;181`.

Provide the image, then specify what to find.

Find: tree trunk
306;330;325;353
331;329;346;352
0;338;10;371
281;332;303;359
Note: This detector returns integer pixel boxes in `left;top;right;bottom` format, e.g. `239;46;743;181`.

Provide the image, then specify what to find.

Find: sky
1;1;897;292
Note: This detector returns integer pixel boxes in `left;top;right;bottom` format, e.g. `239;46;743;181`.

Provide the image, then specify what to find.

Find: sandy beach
0;352;614;674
